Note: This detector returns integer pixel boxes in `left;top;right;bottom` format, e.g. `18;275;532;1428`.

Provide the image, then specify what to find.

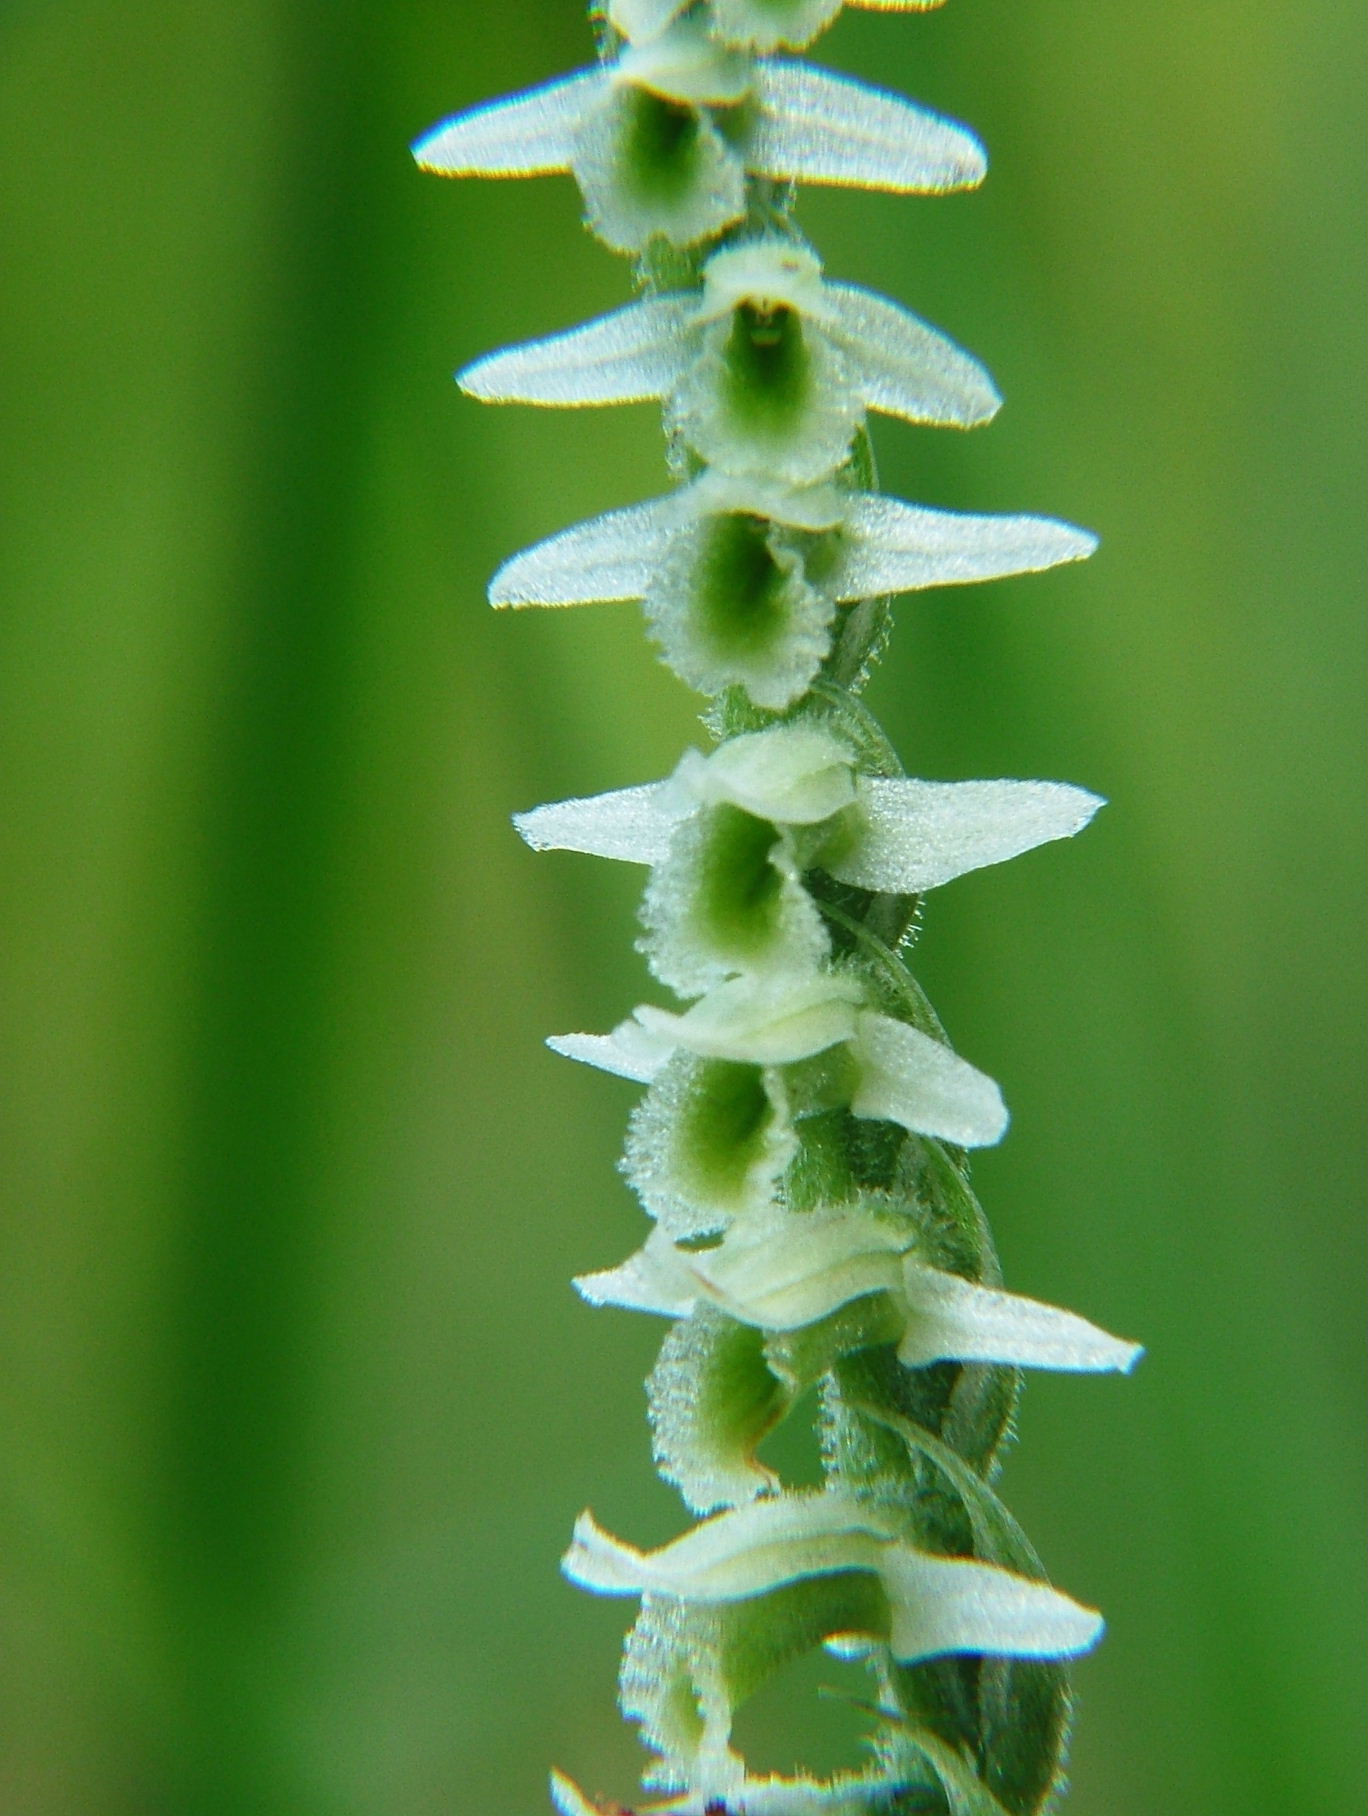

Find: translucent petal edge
749;62;987;194
412;69;599;175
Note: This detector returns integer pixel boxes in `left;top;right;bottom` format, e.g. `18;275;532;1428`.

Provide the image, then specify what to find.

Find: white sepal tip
851;1011;1008;1148
750;62;987;194
515;782;684;864
412;69;599;176
832;777;1105;894
547;1024;671;1084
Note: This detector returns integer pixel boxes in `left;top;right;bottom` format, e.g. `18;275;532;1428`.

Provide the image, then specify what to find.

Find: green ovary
690;512;794;658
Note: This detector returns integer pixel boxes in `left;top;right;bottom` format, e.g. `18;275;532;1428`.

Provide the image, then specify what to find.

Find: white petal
883;1550;1103;1662
687;468;849;532
697;1205;909;1330
564;1494;1103;1664
851;1012;1007;1147
697;724;857;824
547;1021;672;1084
637;972;863;1066
588;1205;911;1338
698;238;827;322
748;62;987;194
514;780;685;863
609;0;688;40
412;70;600;176
490;499;678;606
615;14;753;105
839;495;1098;596
823;284;999;427
562;1512;656;1594
829;777;1105;893
562;1493;897;1600
709;0;845;52
898;1264;1144;1372
575;1228;703;1317
459;296;693;406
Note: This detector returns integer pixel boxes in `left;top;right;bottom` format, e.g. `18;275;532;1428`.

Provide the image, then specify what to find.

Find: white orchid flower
487;454;1094;707
415;22;985;253
462;239;1002;493
550;969;1007;1237
576;1204;1143;1376
518;722;1103;990
563;1490;1104;1664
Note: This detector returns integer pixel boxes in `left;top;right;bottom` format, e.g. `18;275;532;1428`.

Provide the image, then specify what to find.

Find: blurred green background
0;1;1362;1811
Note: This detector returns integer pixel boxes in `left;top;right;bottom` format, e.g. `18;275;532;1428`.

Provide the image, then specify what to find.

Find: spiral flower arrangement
416;4;1139;1811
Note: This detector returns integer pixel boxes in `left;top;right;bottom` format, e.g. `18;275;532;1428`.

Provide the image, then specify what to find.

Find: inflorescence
416;5;1138;1811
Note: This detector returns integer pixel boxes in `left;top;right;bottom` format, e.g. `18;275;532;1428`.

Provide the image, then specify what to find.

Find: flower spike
416;1;1132;1809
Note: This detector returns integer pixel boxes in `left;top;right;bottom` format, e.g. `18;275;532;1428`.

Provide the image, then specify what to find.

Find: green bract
417;6;1134;1812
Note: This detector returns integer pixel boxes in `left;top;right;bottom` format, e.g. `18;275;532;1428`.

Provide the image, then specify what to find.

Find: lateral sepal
415;37;984;253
